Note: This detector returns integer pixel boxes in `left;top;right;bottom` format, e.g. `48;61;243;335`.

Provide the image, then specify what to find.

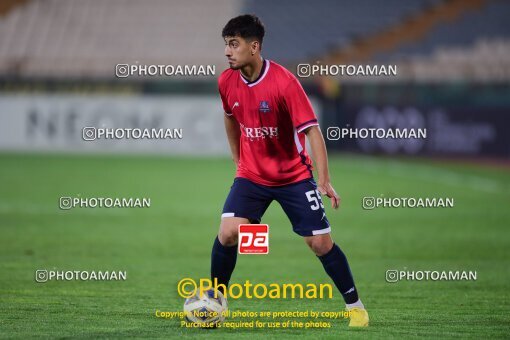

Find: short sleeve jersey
218;59;319;186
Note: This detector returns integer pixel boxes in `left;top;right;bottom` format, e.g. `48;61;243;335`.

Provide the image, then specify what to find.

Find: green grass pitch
1;153;509;338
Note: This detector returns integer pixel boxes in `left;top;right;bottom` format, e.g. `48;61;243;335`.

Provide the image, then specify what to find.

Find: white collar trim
240;59;270;87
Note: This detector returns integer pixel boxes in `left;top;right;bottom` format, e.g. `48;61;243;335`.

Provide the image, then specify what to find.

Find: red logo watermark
238;224;269;254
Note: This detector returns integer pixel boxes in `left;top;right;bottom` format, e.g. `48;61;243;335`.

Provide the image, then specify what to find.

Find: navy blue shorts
221;177;330;237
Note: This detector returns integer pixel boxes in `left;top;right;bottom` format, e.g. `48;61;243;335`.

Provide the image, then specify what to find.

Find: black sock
210;236;237;295
317;243;359;304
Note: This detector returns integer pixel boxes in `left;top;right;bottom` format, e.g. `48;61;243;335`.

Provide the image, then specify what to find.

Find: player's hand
317;181;340;209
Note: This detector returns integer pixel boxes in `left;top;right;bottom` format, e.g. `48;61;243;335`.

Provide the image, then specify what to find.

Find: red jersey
218;59;319;186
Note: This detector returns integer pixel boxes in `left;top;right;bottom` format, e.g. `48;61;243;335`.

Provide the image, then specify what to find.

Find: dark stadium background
0;0;508;338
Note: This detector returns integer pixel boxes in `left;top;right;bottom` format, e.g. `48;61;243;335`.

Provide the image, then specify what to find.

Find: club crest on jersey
259;100;271;113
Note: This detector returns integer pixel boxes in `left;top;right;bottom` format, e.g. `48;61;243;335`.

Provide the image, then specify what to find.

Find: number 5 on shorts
305;190;324;211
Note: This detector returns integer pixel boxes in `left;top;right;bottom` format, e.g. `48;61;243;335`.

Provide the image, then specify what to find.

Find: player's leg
218;216;248;246
211;177;272;294
211;216;248;295
303;233;359;305
274;178;368;327
305;232;369;327
304;234;363;303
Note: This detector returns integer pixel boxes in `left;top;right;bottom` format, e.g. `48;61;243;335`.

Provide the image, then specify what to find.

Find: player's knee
218;218;243;246
305;235;333;256
218;228;237;246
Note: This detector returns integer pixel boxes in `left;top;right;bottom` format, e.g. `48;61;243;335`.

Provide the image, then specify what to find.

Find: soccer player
211;14;369;327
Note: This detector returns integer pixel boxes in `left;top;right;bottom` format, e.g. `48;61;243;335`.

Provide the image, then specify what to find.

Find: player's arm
224;114;241;166
283;77;340;209
218;79;240;166
304;125;340;209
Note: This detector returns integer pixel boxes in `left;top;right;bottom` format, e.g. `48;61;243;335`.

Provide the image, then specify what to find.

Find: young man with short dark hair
211;14;369;327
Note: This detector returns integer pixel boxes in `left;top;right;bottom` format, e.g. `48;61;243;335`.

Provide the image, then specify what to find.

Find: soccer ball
183;288;228;326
